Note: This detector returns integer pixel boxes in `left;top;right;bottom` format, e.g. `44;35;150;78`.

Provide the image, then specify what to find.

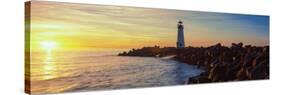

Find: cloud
30;1;269;50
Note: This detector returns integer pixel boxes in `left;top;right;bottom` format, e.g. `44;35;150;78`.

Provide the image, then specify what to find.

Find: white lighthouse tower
177;20;185;48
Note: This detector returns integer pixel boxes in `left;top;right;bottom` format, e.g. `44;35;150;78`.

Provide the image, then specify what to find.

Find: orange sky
29;1;269;51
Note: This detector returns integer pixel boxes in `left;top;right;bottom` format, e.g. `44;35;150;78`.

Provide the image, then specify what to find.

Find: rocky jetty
118;46;178;57
118;43;269;84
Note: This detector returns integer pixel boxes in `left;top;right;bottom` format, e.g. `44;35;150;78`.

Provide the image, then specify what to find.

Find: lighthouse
177;20;185;48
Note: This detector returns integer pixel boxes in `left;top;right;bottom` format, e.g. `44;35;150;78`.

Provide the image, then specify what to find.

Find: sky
29;1;269;51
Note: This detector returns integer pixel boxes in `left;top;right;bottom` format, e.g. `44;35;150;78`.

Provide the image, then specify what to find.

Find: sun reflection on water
39;40;58;80
42;51;56;80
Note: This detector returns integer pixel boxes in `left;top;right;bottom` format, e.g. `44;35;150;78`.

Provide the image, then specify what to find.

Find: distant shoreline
118;43;269;84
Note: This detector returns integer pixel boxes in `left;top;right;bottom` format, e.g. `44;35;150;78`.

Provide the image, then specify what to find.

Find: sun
40;41;58;52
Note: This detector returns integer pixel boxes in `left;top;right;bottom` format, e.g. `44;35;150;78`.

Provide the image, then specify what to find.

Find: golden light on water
27;2;269;94
40;41;58;80
29;1;269;80
43;55;55;80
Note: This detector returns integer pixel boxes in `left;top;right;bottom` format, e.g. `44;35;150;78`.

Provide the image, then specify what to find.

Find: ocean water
30;51;203;94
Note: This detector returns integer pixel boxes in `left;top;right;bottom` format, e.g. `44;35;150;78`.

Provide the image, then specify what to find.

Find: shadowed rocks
118;43;269;84
118;46;178;57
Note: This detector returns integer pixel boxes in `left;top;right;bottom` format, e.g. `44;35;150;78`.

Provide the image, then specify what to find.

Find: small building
177;20;185;48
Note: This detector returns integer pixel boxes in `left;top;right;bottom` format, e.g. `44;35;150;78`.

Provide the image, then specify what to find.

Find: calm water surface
30;51;203;94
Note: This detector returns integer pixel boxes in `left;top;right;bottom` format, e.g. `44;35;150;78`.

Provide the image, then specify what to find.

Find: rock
118;43;269;84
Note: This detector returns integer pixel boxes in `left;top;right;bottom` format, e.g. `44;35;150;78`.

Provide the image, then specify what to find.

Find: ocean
30;51;203;94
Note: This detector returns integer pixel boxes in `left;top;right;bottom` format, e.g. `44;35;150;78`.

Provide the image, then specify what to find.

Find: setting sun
26;1;270;94
40;41;58;51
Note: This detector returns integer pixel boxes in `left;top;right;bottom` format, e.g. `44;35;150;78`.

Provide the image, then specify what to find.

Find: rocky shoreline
118;43;269;84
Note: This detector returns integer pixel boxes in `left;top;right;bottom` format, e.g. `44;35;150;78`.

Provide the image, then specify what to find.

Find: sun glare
40;41;58;52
